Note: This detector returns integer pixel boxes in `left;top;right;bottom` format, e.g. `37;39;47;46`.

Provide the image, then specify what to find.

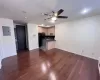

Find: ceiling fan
43;9;68;21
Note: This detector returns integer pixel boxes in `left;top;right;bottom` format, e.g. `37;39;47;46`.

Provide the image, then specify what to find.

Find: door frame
14;23;29;52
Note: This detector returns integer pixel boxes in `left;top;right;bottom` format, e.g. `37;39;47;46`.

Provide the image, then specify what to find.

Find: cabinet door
47;41;55;50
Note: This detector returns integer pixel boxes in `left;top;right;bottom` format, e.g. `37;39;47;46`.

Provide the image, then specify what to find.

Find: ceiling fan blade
57;16;68;18
44;13;48;16
57;9;64;15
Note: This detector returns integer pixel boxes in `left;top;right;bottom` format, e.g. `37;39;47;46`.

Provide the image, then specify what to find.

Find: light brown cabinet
38;26;55;36
46;41;55;50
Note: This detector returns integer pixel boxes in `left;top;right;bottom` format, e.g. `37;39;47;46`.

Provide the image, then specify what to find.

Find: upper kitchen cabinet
38;26;55;36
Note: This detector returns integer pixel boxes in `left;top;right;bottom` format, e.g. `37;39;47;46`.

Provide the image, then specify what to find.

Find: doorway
14;25;28;52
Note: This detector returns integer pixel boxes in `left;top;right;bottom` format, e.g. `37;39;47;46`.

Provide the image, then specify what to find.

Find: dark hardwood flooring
0;48;99;80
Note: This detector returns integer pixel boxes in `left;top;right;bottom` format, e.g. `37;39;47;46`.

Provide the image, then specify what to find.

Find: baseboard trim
29;48;39;51
29;47;39;51
56;48;97;60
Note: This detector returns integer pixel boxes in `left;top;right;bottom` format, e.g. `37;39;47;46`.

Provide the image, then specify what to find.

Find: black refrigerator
38;33;45;48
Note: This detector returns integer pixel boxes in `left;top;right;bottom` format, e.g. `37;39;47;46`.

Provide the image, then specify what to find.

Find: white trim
98;57;100;74
0;65;1;69
0;60;1;69
56;48;97;60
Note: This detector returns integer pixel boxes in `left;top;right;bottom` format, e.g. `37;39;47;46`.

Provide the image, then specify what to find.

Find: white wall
55;15;100;60
0;19;39;69
0;18;17;68
27;23;39;50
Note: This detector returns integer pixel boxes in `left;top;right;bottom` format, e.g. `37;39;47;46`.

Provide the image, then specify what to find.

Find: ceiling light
25;17;27;19
51;20;55;23
81;8;91;14
51;17;57;21
54;13;58;16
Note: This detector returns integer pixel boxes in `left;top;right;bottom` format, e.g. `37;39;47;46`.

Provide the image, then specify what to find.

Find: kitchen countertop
45;39;56;42
42;39;55;50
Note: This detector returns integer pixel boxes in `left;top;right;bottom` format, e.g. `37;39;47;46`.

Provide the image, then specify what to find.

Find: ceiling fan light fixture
51;17;57;21
54;13;58;16
25;17;27;19
81;8;91;14
50;20;55;23
41;24;44;26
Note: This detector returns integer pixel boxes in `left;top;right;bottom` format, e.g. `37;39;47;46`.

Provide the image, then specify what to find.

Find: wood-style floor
0;48;99;80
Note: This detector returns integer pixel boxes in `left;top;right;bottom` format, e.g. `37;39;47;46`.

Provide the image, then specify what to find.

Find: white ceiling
0;0;100;25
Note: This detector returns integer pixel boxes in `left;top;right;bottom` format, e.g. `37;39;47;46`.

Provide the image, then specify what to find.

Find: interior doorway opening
14;21;29;53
